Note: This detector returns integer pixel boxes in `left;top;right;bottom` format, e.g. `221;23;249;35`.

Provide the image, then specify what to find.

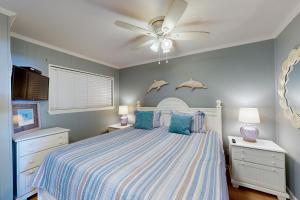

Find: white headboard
137;98;223;144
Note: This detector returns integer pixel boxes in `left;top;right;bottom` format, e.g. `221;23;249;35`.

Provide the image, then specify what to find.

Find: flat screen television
12;66;49;100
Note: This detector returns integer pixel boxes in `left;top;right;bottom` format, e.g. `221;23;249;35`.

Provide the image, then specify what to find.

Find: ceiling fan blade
169;31;210;40
132;37;154;50
115;20;155;37
162;0;188;34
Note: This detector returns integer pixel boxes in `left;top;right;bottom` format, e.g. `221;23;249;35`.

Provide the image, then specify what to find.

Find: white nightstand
228;136;289;200
108;123;132;132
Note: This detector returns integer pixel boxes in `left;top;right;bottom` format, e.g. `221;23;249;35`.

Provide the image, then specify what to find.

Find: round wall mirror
278;47;300;128
286;62;300;116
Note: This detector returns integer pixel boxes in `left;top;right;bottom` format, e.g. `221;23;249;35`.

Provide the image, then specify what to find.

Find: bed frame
137;97;223;144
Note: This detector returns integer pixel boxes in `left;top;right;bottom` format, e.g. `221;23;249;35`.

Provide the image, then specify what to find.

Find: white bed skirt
38;189;57;200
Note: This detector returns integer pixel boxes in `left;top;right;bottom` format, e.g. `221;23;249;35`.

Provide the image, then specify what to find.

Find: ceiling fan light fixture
162;26;169;33
150;41;160;52
161;39;173;51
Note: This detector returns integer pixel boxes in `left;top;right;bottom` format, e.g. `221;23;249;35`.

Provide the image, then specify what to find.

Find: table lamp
119;105;129;126
239;108;260;142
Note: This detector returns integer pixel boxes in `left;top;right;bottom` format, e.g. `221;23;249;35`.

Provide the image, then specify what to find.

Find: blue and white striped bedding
33;127;228;200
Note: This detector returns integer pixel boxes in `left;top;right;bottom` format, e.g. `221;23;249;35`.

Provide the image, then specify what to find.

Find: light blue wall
11;37;120;142
0;13;13;200
275;12;300;199
120;40;276;148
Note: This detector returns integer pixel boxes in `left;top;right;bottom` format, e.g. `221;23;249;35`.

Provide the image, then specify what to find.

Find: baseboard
287;187;298;200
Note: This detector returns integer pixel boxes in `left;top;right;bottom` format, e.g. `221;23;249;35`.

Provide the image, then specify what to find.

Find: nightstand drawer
18;132;68;157
232;160;285;192
232;146;285;168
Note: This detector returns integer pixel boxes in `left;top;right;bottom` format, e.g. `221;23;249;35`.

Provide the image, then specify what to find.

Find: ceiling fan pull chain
165;52;169;63
158;48;161;64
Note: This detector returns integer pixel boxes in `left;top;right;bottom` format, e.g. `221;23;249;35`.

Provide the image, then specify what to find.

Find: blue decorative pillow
169;113;193;135
173;111;206;133
134;111;154;130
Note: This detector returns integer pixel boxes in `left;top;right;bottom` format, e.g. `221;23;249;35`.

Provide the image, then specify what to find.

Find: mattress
33;127;228;200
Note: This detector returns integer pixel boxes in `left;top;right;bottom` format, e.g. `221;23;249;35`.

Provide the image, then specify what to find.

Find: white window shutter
57;70;75;110
74;73;88;109
49;68;58;110
49;65;114;114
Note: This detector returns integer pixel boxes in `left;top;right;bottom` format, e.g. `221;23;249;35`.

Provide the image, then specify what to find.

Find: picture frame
12;102;41;134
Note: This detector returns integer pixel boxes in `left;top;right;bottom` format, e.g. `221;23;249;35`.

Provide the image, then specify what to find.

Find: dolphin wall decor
176;78;207;90
147;80;168;93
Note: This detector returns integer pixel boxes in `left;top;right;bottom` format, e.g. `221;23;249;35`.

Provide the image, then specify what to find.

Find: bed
33;98;228;200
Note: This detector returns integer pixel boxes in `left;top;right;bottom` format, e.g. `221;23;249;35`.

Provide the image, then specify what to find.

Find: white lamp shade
239;108;260;124
119;106;128;115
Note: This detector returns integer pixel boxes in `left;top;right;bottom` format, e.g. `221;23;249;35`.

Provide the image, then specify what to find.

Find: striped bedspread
33;127;228;200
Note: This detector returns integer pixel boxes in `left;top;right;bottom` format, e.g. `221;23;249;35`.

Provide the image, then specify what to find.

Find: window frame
48;64;114;115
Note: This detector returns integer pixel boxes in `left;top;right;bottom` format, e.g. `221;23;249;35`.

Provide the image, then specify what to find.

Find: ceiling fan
115;0;210;63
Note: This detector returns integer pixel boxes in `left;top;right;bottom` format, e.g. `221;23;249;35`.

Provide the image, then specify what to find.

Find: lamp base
120;115;128;126
240;126;259;142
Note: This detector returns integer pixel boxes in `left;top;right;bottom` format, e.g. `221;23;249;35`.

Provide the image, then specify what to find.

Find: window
48;65;114;114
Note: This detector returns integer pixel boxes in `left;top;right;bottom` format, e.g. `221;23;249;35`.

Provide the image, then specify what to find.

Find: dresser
13;127;70;200
228;136;289;200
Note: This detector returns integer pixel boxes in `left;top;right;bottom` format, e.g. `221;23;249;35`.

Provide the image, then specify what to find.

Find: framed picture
12;102;41;134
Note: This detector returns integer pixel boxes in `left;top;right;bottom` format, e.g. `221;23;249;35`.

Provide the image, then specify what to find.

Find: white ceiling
1;0;300;68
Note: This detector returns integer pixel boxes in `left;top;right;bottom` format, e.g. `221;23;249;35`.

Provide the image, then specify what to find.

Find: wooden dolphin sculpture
176;78;208;90
147;80;168;93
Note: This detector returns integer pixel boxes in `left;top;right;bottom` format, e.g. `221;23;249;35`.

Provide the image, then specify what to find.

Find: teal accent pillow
134;111;154;130
169;113;193;135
